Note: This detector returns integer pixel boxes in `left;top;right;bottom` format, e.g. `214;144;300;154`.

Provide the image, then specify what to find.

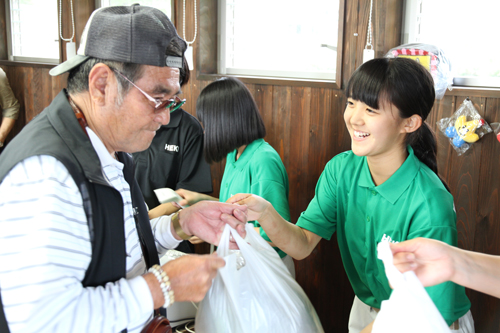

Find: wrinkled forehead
141;65;181;95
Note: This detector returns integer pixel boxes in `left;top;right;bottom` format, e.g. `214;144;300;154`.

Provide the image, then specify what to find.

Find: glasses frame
112;68;186;112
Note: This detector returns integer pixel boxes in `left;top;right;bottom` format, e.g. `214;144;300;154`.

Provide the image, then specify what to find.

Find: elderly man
0;5;246;333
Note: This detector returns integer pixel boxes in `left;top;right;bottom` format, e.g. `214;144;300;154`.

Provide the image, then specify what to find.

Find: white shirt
0;127;181;333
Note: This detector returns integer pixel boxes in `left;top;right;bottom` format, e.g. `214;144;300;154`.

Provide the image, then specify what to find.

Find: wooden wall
1;0;500;332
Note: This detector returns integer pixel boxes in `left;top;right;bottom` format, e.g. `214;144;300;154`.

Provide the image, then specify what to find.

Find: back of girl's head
345;58;449;190
196;77;266;163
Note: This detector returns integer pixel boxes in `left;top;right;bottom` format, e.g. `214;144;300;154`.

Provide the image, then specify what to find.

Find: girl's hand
176;188;208;207
226;193;271;221
189;236;205;245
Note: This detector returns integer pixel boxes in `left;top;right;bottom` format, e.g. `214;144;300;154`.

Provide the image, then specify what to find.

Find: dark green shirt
297;146;470;325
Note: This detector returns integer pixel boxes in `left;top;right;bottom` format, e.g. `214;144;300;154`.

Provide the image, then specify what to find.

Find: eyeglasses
113;69;186;112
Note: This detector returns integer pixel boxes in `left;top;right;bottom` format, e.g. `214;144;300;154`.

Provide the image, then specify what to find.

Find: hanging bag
195;224;324;333
372;241;451;333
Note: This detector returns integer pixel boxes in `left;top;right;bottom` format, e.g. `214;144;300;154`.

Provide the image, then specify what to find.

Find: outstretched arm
391;237;500;299
148;202;179;219
227;193;321;260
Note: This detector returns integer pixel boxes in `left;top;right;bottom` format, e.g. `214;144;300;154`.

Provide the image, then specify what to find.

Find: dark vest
0;90;159;332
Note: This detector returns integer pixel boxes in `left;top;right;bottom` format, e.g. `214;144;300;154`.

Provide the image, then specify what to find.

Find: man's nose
155;108;170;125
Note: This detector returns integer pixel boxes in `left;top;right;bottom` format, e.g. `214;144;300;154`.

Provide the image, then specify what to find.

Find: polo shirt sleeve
247;154;290;258
407;188;470;326
296;159;338;240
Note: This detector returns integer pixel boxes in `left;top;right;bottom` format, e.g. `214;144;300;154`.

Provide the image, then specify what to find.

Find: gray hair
67;58;145;105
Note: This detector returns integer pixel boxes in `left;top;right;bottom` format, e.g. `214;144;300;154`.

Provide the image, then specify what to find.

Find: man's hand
177;200;247;245
165;253;225;302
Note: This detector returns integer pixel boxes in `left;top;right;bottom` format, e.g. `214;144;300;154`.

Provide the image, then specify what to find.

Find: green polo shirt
219;138;290;258
296;146;470;325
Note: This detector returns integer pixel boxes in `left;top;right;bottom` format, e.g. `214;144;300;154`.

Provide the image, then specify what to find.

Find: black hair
345;57;449;191
180;56;190;87
196;77;266;164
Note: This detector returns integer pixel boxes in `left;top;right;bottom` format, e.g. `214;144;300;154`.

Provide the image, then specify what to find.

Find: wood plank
468;97;500;333
270;86;291;164
288;86;311;221
448;97;484;251
429;95;456;184
0;0;7;60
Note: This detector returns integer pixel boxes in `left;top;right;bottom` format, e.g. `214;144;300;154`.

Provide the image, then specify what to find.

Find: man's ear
88;63;114;106
402;114;422;134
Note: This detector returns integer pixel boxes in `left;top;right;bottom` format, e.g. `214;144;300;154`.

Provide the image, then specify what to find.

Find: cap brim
49;55;90;76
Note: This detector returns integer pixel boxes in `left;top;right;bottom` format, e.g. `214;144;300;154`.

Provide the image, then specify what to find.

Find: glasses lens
154;99;173;110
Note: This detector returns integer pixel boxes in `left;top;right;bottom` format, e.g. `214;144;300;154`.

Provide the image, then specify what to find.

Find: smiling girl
229;58;474;332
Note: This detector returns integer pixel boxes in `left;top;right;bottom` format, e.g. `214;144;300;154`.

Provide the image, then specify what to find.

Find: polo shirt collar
227;138;265;169
358;146;420;204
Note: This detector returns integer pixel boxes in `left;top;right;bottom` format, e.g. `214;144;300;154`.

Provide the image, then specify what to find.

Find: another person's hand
226;193;271;221
164;253;225;302
178;200;247;245
189;236;205;245
390;238;455;287
176;188;216;207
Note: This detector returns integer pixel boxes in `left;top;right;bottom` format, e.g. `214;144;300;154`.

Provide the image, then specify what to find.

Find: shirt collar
227;138;265;169
86;127;124;170
358;146;420;204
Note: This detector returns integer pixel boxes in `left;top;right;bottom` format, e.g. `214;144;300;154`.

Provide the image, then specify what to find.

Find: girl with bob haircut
176;77;295;276
229;58;474;332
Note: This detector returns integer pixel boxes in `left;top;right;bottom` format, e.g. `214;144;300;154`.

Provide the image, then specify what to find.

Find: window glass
8;0;59;62
403;0;500;88
220;0;340;81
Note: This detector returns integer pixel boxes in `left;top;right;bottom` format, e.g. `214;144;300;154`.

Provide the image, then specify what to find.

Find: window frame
217;0;340;82
4;0;60;64
197;0;345;89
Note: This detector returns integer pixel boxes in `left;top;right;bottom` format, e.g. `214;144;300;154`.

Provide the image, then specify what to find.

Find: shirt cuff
128;276;154;319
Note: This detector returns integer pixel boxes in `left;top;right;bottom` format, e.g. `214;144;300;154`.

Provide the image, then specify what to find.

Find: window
219;0;340;81
6;0;59;63
98;0;172;20
403;0;500;88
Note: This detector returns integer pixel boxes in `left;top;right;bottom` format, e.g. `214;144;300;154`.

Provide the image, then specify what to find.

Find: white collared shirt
0;127;181;333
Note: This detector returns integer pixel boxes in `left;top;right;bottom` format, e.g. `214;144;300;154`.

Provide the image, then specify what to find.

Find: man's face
105;65;181;153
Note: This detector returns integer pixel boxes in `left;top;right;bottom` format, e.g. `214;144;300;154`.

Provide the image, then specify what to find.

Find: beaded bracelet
149;264;175;308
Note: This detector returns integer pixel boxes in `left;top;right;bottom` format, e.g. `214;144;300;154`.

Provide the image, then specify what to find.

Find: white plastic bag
372;241;451;333
195;224;324;333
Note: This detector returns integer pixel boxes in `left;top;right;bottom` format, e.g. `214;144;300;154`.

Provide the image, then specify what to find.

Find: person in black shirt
133;63;212;252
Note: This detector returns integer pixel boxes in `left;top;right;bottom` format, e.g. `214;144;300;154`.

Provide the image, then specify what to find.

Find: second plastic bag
195;224;324;333
372;241;451;333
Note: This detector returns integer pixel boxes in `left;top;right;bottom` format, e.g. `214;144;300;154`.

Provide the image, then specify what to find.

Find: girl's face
344;98;408;160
